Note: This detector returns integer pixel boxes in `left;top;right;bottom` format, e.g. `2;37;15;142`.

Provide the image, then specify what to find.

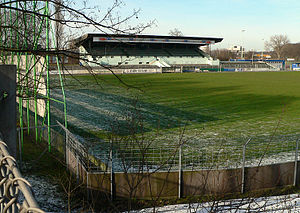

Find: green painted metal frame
0;0;68;153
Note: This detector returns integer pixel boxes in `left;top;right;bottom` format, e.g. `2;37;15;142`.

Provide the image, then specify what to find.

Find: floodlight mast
261;39;265;60
241;29;246;59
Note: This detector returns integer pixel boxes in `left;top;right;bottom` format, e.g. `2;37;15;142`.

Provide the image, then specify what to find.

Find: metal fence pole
18;128;22;166
241;138;251;194
294;138;299;186
65;131;69;171
76;154;79;183
178;144;182;198
110;141;115;201
86;172;89;200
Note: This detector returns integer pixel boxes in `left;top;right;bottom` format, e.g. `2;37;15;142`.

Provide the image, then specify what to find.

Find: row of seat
221;62;271;68
90;47;206;57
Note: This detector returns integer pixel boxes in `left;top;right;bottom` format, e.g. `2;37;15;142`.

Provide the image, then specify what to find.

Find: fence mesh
64;128;299;173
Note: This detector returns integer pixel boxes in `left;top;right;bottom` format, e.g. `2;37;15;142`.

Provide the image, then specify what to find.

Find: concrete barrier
0;65;16;157
67;149;300;199
182;169;242;196
245;162;295;191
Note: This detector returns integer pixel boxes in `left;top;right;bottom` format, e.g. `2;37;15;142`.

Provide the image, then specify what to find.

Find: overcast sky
89;0;300;51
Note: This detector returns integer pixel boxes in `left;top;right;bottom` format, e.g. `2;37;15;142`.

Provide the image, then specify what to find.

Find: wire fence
58;121;300;173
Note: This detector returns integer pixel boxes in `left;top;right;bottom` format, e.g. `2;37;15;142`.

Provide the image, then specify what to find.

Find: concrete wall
245;162;296;191
182;169;242;196
0;65;16;157
67;144;300;199
50;67;162;75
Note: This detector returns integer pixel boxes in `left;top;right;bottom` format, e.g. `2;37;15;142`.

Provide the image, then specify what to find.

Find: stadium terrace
75;34;223;73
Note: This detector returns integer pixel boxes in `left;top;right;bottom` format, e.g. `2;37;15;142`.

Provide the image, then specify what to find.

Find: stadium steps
194;49;206;57
221;61;280;71
164;49;173;56
167;48;202;56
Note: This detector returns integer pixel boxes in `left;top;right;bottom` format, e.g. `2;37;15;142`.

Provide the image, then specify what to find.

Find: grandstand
74;34;223;72
221;59;285;72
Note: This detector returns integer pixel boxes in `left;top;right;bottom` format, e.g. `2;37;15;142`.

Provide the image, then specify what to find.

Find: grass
50;71;300;168
21;133;66;176
59;72;300;136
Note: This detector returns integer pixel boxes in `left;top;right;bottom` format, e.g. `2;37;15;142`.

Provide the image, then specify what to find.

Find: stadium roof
75;33;223;46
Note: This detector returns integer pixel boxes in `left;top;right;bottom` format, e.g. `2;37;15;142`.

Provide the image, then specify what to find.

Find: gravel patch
22;175;68;212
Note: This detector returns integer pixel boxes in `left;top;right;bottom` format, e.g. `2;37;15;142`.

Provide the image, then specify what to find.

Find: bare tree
282;43;300;60
264;34;290;59
0;3;46;50
169;28;183;36
210;48;236;61
0;0;155;52
54;0;64;50
0;0;155;96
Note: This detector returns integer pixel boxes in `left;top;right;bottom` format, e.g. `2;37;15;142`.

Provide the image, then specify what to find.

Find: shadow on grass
51;89;218;135
51;83;300;136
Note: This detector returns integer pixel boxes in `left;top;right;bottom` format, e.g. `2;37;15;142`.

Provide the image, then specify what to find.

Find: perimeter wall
67;146;300;199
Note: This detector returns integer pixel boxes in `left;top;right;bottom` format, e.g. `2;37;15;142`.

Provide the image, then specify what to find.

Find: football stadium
47;33;300;199
66;33;285;74
19;32;300;201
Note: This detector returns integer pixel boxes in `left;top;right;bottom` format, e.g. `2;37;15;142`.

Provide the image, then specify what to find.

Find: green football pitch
63;71;300;138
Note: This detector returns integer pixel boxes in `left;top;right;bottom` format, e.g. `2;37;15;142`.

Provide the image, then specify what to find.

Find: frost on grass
20;175;67;212
50;79;300;170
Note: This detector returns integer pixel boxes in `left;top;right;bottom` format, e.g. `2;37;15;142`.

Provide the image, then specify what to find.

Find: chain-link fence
59;122;299;173
0;134;45;213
